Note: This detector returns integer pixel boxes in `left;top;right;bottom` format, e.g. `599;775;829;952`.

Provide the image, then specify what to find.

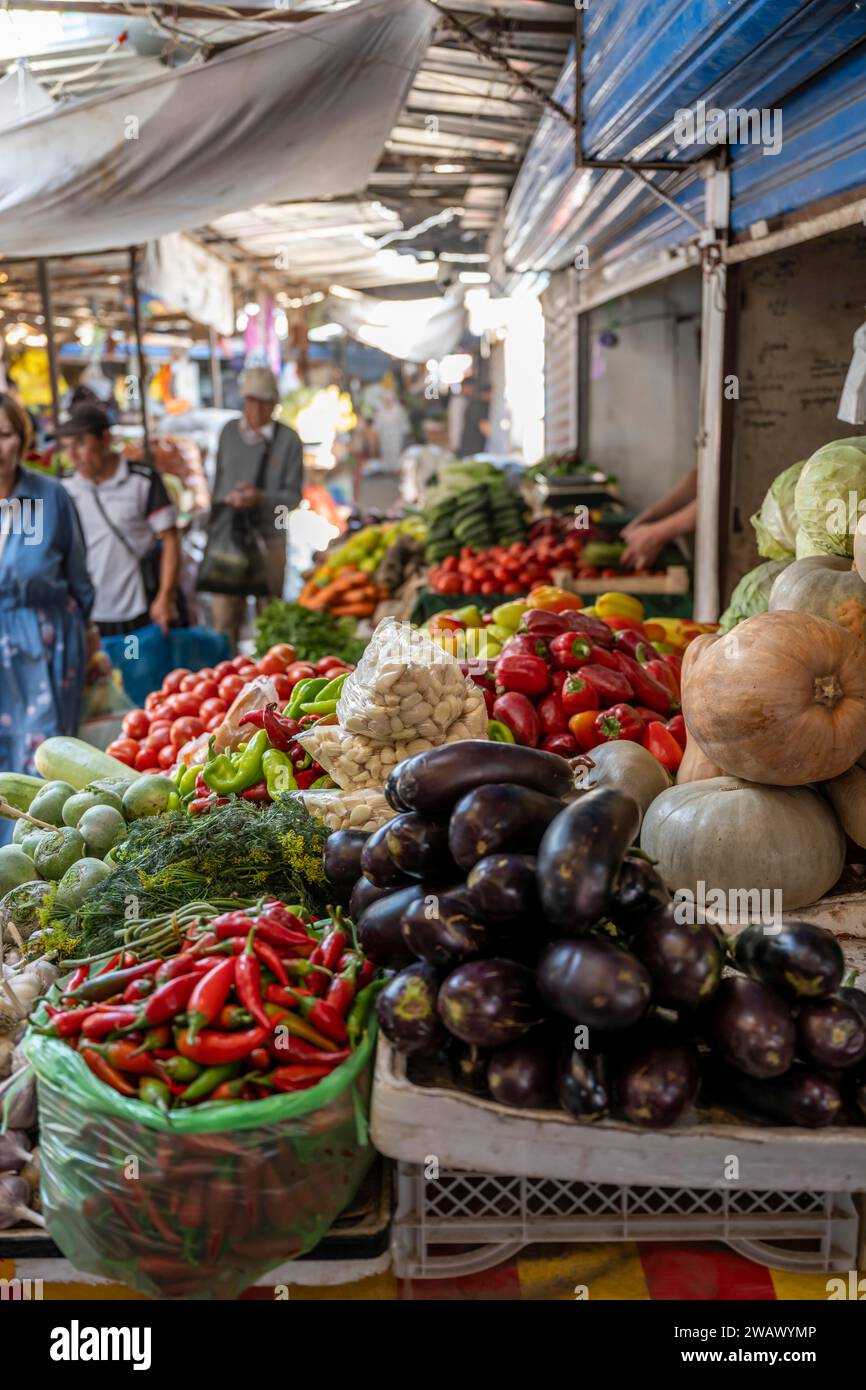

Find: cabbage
750;459;804;560
793;438;866;557
719;559;790;633
794;528;827;559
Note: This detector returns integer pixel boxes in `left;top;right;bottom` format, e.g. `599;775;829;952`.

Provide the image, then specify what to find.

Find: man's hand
227;484;264;510
150;591;175;635
620;522;666;572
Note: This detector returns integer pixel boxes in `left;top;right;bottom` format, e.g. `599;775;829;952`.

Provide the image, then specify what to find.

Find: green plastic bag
24;1016;376;1300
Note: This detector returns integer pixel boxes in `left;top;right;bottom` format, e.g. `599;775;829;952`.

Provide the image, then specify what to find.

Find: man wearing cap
60;404;181;637
206;366;304;647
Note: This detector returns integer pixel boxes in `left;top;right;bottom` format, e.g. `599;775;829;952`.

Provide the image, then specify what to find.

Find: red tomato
145;725;173;752
167;692;202;718
268;644;297;665
134;745;161;772
231;655;254;670
158;744;177;770
179;673;201;693
162;668;191;694
170;716;204;748
197;668;215;682
198;698;227;721
316;656;347;674
122;709;150;740
204;713;224;732
218;674;245;703
271;674;294;700
285;662;316;686
257;653;288;676
192;680;219;702
106;738;139;766
149;720;172;740
144;691;166;714
213;660;235;680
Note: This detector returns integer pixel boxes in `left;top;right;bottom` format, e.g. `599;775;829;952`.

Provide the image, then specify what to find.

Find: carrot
330;602;375;617
333;586;375;604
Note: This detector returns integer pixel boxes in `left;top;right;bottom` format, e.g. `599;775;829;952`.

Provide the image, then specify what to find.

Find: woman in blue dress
0;392;94;776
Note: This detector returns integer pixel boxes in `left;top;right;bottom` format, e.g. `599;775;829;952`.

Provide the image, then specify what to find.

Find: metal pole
209;326;223;409
128;245;151;462
693;165;731;622
574;2;583;168
36;258;61;435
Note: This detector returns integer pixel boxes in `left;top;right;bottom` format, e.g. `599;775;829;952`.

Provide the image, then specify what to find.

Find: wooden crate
552;565;691;596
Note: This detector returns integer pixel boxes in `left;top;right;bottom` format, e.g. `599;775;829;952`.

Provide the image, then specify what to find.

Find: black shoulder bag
197;431;274;596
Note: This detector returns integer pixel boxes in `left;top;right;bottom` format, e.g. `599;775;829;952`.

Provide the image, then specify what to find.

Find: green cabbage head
794;438;866;557
719;559;790;632
750;459;804;560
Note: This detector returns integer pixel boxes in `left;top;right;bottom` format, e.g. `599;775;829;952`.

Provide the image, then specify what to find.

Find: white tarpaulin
141;233;235;336
324;287;467;363
0;0;433;257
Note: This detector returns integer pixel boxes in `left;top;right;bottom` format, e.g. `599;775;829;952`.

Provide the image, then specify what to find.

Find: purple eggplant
537;936;651;1030
356;883;425;970
838;983;866;1028
376;962;447;1056
323;829;370;889
558;1046;610;1122
607;854;670;933
466;853;539;923
536;788;642;932
437;958;545;1047
448;783;564;871
386;740;575;818
401;889;493;967
360;822;410;888
702;975;795;1079
797;996;866;1070
733;921;844;1001
631;905;723;1009
616;1034;700;1129
348;874;390;920
712;1060;842;1128
448;1040;492;1094
487;1036;553;1109
384;812;454;880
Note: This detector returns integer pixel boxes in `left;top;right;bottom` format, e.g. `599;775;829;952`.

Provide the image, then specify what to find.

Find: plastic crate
392;1162;860;1279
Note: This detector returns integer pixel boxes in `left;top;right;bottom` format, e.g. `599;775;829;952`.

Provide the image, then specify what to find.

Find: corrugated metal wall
541;270;579;454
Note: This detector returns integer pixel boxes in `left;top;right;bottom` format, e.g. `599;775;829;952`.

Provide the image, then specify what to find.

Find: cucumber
34;737;140;791
0;772;43;813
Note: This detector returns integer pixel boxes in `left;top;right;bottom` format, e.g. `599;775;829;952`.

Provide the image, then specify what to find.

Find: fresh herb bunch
254;600;366;664
42;797;330;959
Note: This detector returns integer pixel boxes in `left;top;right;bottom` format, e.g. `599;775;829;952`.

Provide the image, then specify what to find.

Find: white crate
392;1162;860;1279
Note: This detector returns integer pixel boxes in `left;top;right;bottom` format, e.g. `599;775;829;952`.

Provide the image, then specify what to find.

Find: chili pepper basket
23;1009;377;1300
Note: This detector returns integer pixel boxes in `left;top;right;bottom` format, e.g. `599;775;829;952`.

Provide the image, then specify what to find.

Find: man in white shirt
61;405;181;637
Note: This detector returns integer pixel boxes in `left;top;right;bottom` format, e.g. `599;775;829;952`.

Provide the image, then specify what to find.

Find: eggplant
616;1035;700;1129
536;788;641;932
733;921;844;1002
838;984;866;1028
466;853;539;923
401;890;492;967
797;996;866;1070
437;958;545;1047
702;975;795;1078
356;883;425;970
376;963;446;1056
359;822;408;889
607;853;670;933
384;812;453;880
487;1036;553;1109
387;740;574;818
558;1046;610;1121
711;1060;842;1129
448;1040;491;1095
536;937;651;1030
348;874;389;920
323;829;370;889
448;783;564;871
631;905;723;1009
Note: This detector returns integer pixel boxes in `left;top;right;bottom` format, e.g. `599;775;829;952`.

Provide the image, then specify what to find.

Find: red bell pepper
643;657;681;706
594;704;645;744
561;673;600;717
541;731;578;757
519;609;569;637
632;706;666;726
601;615;646;633
494;652;550;699
643;720;684;771
500;633;551;662
659;651;683;677
610;651;673;715
579;664;633;708
613;629;654;663
492;692;541;747
561;611;614;647
548;632;592;670
568;710;602;752
666;713;686;746
537;691;568;735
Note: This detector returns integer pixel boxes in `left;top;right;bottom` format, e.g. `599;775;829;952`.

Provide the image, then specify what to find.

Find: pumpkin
769;555;866;641
822;764;866;848
640;776;845;912
578;739;671;821
677;731;725;784
681;610;866;786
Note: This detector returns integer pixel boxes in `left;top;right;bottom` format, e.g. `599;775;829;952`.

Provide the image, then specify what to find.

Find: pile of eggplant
322;739;866;1130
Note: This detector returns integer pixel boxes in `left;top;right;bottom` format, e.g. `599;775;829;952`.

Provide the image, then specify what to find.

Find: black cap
60;403;113;438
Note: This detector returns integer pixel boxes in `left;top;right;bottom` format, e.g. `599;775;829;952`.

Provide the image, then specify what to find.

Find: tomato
149;720;172;740
106;738;139;766
158;744;177;770
192;680;219;702
162;668;191;694
134;745;162;772
271;674;294;700
144;691;166;714
179;673;201;693
198;698;227;722
231;654;254;671
257;653;288;676
197;668;215;682
218;674;245;703
167;692;202;719
213;660;235;680
145;725;173;752
170;716;205;749
122;709;150;740
285;662;316;686
204;713;224;733
316;656;349;674
268;644;297;665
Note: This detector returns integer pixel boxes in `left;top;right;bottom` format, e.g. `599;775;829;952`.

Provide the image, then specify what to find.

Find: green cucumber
34;737;140;791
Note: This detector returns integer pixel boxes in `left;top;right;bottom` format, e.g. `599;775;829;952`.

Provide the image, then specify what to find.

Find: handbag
196;431;274;597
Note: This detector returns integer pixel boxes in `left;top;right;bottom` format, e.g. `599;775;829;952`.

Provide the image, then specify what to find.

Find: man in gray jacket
207;366;303;647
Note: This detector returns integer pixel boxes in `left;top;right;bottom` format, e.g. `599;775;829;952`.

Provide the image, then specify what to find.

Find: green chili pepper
487;719;516;744
309;775;331;789
202;728;269;796
346;978;386;1049
179;1061;241;1103
263;747;297;797
178;763;203;799
286;677;329;720
161;1055;202;1083
313;671;350;704
299;699;339;716
139;1077;172;1112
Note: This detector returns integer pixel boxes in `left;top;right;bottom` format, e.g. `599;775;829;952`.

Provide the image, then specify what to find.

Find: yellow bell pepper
595;592;645;622
526;585;583;613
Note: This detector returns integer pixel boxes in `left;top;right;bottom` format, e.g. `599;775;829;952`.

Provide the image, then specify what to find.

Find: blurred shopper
458;378;491;457
0;392;93;775
371;387;410;472
620;468;698;571
60;404;181;638
205;366;303;649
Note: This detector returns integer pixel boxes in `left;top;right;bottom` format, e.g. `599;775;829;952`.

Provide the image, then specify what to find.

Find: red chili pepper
357;958;375;989
194;772;209;797
611;650;675;715
261;1065;332;1092
239;710;267;729
95;952;123;976
211;912;254;936
249;1047;271;1071
263;703;300;752
293;766;321;790
216;1003;254;1030
494;652;550;699
80;1006;141;1039
643;720;684;772
86;1040;167;1078
241;781;271;803
252;936;288;985
142;973;200;1026
276;989;348;1044
120;951;139;968
33;1005;99;1039
122;976;155;1003
80;1047;138;1096
579;664;633;709
156;951;210;983
175;1022;272;1065
130;1025;172;1055
666;712;686;745
594;703;645;744
234;927;270;1028
273;1037;351;1067
260;900;308;931
186;957;236;1041
326;957;359;1018
561;673;600;718
62;964;90;996
189;795;230;815
218;914;311;951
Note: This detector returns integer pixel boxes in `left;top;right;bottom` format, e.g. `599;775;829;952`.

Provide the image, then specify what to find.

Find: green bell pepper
487;719;516;743
202;728;269;796
263;747;298;797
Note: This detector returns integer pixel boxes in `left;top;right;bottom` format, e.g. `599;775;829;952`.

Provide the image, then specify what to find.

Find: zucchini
0;772;43;813
34;737;140;791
